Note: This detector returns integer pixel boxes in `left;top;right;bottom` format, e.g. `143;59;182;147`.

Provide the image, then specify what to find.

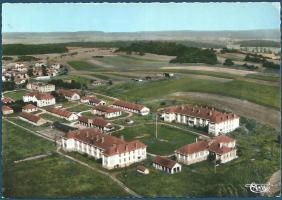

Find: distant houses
27;82;55;93
19;112;46;126
152;156;182;174
1;97;15;104
78;116;114;132
58;89;81;101
160;105;240;135
23;92;56;107
2;105;14;115
137;165;149;175
45;107;78;121
80;95;97;104
89;98;106;106
22;104;38;113
91;105;122;119
112;100;150;116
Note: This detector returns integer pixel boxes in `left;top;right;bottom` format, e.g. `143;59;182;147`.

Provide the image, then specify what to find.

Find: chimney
96;135;99;141
181;105;184;110
120;135;124;141
86;131;89;138
125;144;128;151
101;137;104;143
135;142;138;148
196;138;198;143
209;111;212;116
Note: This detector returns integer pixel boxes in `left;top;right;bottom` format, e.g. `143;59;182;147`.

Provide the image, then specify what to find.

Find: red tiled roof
45;107;74;118
64;128;146;156
2;105;13;112
113;100;145;111
1;97;15;104
175;140;209;155
137;165;148;172
213;135;235;144
25;92;54;100
79;116;110;128
81;96;97;101
92;105;120;113
58;89;80;98
19;112;41;123
208;142;233;155
89;98;104;104
23;104;37;110
153;156;177;169
163;105;239;123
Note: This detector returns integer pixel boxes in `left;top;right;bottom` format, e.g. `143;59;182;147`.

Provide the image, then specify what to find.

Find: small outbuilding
137;165;149;175
153;156;182;174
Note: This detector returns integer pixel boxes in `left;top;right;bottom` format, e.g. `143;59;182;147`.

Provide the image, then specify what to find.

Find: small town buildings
91;105;122;119
137;165;149;175
80;95;97;104
112;100;150;116
1;97;15;104
175;135;237;165
45;107;78;121
2;105;14;115
61;128;147;169
160;105;240;135
78;116;114;132
27;82;55;93
19;112;46;126
23;92;56;107
89;98;106;106
15;78;27;85
58;89;81;101
22;104;38;113
152;156;182;174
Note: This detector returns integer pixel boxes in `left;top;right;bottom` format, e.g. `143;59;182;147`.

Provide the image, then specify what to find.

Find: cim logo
245;183;271;193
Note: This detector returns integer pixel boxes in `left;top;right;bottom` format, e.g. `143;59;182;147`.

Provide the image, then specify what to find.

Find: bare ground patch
161;66;258;75
170;92;280;130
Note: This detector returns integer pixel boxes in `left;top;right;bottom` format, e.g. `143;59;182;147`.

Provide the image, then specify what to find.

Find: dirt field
161;66;258;75
170;92;280;130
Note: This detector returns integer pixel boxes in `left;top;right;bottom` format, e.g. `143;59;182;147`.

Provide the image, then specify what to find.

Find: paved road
57;148;141;198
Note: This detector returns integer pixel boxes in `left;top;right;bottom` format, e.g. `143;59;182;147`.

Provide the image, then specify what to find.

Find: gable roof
64;128;146;157
153;156;177;169
25;92;54;100
112;100;145;111
162;105;239;123
79;116;110;128
45;107;74;118
2;105;13;112
208;142;233;155
175;140;209;155
213;135;235;144
19;112;41;123
92;105;120;113
58;89;81;98
1;97;15;104
23;104;37;110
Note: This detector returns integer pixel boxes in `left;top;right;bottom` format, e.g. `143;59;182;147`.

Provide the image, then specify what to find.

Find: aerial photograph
1;2;281;198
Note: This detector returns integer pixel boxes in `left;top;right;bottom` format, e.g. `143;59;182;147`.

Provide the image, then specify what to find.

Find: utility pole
155;114;158;139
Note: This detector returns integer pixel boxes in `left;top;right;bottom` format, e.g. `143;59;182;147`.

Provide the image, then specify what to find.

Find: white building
91;105;122;119
80;96;97;104
78;116;114;132
160;105;239;135
112;100;150;116
22;104;38;113
2;105;14;115
152;156;182;174
58;89;81;101
175;135;237;165
23;92;56;107
89;98;106;106
45;107;78;121
27;82;55;93
61;128;147;169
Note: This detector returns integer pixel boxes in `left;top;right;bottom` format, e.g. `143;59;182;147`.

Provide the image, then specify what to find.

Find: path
170;92;280;130
56;148;141;197
264;170;281;197
14;152;52;164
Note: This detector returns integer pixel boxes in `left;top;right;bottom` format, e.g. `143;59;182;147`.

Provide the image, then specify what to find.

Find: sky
2;2;281;32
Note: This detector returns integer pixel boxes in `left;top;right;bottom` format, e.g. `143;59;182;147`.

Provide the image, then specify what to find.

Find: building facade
27;82;55;93
112;100;150;116
152;156;182;174
23;92;56;107
91;105;122;118
160;105;239;135
61;128;147;169
45;107;78;121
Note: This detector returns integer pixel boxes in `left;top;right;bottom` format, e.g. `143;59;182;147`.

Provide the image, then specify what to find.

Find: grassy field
40;113;69;123
245;73;280;82
8;118;49;132
66;104;92;112
116;123;280;197
98;77;279;109
112;124;197;155
2;120;129;198
68;60;105;71
4;90;27;100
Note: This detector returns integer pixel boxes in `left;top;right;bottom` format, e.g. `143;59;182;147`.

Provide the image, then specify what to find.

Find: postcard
2;2;281;198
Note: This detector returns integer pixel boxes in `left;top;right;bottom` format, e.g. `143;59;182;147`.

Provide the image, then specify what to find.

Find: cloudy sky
2;2;280;32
